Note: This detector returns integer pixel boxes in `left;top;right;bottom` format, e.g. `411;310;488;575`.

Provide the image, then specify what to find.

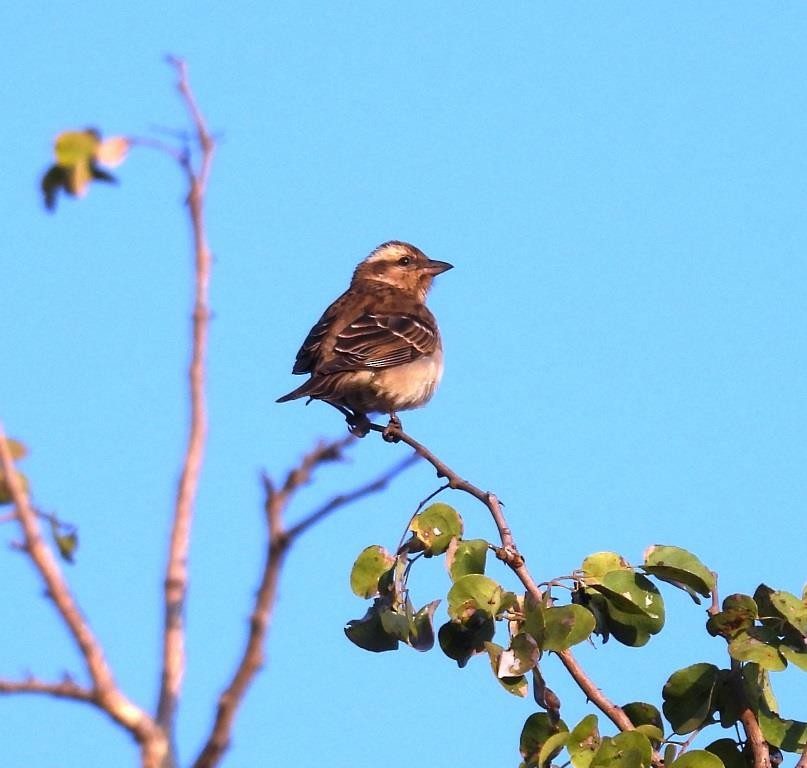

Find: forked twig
0;428;168;766
192;441;418;768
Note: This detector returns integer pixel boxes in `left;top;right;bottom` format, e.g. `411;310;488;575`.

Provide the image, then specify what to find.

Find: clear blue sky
2;3;806;766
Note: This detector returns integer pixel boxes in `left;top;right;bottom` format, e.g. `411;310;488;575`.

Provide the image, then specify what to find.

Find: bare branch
287;452;419;540
368;422;636;734
0;428;168;765
156;57;216;739
192;443;417;768
0;675;93;703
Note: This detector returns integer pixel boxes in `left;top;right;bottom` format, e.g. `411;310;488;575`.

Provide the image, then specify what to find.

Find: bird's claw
382;415;402;443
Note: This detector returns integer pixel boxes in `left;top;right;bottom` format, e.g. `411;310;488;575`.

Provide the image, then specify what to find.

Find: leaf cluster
347;502;807;767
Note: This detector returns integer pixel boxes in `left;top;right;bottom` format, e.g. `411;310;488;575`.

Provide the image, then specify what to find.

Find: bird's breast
341;349;444;414
376;351;444;410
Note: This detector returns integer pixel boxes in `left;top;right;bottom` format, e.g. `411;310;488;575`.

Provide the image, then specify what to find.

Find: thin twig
156;56;216;741
708;571;720;616
0;428;168;766
287;453;419;540
127;135;186;163
192;443;417;768
395;481;450;553
0;676;94;703
368;423;636;734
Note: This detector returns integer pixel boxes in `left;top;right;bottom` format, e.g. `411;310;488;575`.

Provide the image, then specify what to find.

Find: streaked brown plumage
277;241;452;436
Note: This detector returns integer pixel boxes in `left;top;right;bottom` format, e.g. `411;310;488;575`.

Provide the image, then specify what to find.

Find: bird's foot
346;412;371;438
382;414;402;443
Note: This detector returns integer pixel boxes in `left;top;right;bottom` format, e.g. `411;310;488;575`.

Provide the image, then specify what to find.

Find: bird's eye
398;256;412;266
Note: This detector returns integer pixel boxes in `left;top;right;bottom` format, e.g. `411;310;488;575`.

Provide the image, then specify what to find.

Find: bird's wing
291;285;362;374
291;309;335;374
318;312;438;373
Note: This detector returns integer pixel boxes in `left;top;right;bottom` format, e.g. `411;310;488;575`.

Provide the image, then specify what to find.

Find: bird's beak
422;259;454;276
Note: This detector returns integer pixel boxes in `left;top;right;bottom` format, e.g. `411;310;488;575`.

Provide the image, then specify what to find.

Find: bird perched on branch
277;241;453;438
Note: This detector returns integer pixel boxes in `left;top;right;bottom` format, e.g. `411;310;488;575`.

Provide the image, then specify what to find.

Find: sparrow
277;241;453;437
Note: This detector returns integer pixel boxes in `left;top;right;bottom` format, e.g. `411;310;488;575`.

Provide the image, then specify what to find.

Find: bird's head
353;241;453;301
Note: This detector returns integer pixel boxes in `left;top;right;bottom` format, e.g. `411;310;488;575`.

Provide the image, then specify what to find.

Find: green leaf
519;713;568;768
759;716;807;754
728;627;786;671
592;571;665;647
712;669;742;727
742;662;778;713
663;745;678;768
706;594;757;639
642;545;714;601
379;607;410;641
349;545;395;598
769;589;807;635
447;538;488;581
705;738;746;768
539;731;570;768
567;714;601;768
668;750;725;768
438;612;495;667
779;644;807;671
622;701;663;730
447;574;514;622
580;552;631;580
605;609;654;647
744;662;807;751
54;530;78;563
344;600;399;652
622;702;663;745
497;632;539;677
409;600;440;652
409;502;462;556
590;732;652;768
542;604;596;652
634;725;663;746
485;642;529;697
498;673;529;697
572;590;611;641
662;663;719;734
591;571;665;624
757;709;807;752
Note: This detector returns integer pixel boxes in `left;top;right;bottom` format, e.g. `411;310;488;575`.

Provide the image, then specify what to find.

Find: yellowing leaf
54;129;100;166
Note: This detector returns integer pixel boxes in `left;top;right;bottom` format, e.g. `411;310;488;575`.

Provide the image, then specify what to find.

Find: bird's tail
276;383;310;403
277;372;350;404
